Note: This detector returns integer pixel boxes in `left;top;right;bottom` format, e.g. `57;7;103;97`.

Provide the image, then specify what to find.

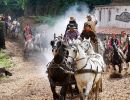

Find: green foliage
0;51;14;68
31;16;56;26
0;0;112;17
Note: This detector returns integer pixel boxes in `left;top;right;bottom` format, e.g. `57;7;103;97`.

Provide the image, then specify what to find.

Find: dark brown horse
103;43;124;73
47;40;75;100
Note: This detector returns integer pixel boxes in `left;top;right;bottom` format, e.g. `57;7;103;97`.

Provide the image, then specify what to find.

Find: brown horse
104;42;124;74
48;40;77;100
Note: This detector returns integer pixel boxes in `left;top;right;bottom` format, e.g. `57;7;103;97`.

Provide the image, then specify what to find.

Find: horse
50;34;63;56
66;38;105;100
23;38;34;58
33;33;43;51
124;35;130;75
11;21;20;39
47;39;74;100
111;42;125;73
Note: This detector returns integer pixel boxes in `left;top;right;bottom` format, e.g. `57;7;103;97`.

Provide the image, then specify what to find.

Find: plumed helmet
70;16;75;21
86;15;92;19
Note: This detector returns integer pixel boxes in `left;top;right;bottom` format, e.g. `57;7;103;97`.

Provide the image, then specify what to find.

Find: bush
0;51;14;68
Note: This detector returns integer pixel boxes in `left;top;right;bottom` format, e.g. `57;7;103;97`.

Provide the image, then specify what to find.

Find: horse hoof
59;96;65;100
53;94;59;100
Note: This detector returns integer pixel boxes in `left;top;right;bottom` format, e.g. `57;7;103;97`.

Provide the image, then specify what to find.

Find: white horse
9;20;20;38
66;38;105;100
24;38;34;58
33;33;43;51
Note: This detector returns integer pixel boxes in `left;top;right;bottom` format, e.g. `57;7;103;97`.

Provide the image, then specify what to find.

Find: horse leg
125;63;129;75
76;82;83;100
83;81;93;100
113;65;116;72
118;64;122;73
99;78;102;92
95;79;101;100
60;82;69;100
49;80;59;100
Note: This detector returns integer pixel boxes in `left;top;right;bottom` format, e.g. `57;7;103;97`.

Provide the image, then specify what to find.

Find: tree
0;0;112;17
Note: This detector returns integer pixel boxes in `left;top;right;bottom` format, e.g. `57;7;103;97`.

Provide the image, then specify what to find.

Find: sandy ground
0;40;130;100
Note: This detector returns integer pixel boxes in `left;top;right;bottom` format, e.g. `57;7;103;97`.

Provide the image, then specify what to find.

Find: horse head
66;44;78;65
50;36;68;64
81;38;95;54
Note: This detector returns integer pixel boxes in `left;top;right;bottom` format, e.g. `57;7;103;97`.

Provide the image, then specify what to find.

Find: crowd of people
103;31;128;54
64;15;98;52
0;14;20;39
0;13;129;54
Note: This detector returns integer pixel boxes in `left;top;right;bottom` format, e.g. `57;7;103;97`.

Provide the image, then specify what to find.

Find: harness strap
77;56;91;71
47;60;74;74
75;69;102;74
92;67;98;89
76;57;85;61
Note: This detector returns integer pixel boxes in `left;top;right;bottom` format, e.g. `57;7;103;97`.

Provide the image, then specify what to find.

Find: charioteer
80;15;98;52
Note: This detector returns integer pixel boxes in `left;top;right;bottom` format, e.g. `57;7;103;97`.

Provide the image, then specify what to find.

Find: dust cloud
31;4;96;74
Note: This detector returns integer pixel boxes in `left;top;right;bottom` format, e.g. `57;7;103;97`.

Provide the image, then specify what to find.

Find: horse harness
67;44;102;89
68;44;103;74
46;59;74;74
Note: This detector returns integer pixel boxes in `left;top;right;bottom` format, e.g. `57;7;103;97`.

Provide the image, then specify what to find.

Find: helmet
70;16;75;21
86;15;92;20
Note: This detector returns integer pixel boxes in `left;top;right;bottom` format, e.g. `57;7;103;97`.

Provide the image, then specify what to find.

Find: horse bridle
67;44;86;63
67;45;78;63
67;43;101;72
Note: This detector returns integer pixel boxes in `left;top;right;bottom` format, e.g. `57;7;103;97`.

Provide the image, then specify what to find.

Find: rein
68;44;86;63
46;59;74;74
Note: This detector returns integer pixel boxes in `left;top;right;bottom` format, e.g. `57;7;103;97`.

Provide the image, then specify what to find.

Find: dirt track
0;40;130;100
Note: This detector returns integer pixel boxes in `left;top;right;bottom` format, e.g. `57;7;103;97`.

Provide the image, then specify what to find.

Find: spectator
109;33;120;49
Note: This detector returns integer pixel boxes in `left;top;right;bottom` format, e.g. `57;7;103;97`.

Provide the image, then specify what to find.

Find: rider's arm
80;31;85;40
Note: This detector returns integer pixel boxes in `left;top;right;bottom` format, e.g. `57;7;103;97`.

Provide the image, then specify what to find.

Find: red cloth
24;25;31;34
108;38;121;48
25;34;32;41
